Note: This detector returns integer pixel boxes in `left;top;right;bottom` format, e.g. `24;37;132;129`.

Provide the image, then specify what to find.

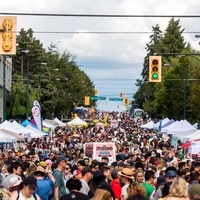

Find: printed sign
84;142;116;165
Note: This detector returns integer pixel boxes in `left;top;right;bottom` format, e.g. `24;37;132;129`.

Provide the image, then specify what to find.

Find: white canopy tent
26;125;48;138
140;120;155;129
166;120;197;135
161;120;182;132
43;119;58;129
67;117;87;126
11;120;32;135
0;120;20;134
0;129;24;141
0;129;16;143
153;118;170;129
53;118;66;126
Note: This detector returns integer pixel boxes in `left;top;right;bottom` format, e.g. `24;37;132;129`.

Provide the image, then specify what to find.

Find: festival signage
93;143;116;165
84;143;94;158
84;142;116;165
110;119;119;128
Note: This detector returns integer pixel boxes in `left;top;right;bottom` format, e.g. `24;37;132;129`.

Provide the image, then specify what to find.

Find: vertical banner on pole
32;100;42;131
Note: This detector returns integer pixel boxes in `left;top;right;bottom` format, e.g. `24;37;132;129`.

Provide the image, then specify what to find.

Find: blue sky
1;0;200;111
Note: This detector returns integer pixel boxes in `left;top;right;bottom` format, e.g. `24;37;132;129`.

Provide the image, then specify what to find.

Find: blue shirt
35;177;53;200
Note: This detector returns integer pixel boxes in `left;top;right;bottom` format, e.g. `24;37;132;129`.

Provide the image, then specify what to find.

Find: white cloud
1;0;200;111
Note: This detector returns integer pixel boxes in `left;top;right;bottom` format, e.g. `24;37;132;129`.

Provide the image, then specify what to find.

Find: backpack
17;190;37;200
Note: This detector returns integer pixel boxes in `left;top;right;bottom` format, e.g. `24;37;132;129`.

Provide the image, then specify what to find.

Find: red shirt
110;180;122;199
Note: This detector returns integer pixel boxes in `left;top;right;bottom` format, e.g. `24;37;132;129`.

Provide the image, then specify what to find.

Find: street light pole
26;62;46;119
183;66;187;120
3;55;6;121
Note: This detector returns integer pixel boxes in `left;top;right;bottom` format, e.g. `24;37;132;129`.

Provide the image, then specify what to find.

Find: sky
1;0;200;111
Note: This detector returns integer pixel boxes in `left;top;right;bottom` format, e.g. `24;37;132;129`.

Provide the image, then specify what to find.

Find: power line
1;13;200;18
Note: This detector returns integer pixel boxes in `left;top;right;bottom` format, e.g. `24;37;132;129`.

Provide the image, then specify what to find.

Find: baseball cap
73;170;81;176
98;182;113;194
118;161;126;167
165;170;177;178
8;176;22;188
23;176;37;189
56;155;67;163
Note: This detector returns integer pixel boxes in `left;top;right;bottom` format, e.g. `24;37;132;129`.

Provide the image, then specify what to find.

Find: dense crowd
0;112;200;200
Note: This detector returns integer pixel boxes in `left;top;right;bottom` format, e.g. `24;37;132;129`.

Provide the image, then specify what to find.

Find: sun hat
8;176;22;188
34;166;46;174
118;168;134;179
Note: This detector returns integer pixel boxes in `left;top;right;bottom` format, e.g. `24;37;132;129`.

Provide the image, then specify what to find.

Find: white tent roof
53;118;66;126
0;120;19;134
166;120;197;135
161;120;181;132
67;117;87;126
141;120;155;129
153;118;170;129
26;125;48;138
0;129;24;141
11;120;32;134
0;129;16;142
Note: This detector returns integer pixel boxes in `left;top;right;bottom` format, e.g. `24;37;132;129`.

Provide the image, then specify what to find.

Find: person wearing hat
189;184;200;200
118;168;134;200
153;168;177;200
34;166;55;200
118;161;126;171
92;182;115;200
51;155;67;200
9;175;40;200
7;176;22;195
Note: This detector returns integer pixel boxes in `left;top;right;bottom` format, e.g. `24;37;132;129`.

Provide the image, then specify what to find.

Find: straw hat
118;168;134;179
34;166;46;174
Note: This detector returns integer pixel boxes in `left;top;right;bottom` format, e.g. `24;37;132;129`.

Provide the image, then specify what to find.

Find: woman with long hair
134;170;144;185
127;182;146;197
166;177;189;200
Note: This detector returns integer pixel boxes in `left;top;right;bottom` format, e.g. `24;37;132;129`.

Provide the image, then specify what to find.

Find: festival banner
93;142;116;165
110;119;119;128
33;100;41;110
32;105;42;131
84;143;94;158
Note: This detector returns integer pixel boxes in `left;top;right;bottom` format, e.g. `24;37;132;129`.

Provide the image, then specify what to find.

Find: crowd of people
0;112;200;200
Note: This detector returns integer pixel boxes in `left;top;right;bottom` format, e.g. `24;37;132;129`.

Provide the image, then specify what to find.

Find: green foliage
134;18;200;121
8;28;95;120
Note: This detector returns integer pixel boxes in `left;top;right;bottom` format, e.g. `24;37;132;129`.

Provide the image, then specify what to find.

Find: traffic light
124;97;129;106
0;16;17;55
94;89;98;95
149;56;162;82
120;92;123;97
84;96;90;106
